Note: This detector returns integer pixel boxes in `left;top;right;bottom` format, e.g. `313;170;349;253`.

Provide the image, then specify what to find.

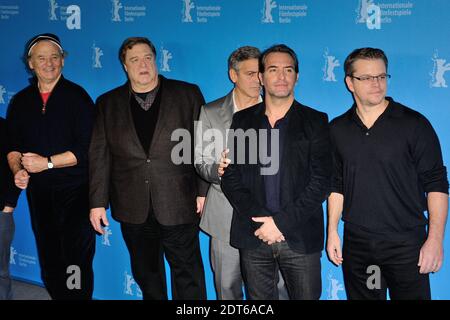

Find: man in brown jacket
89;37;208;300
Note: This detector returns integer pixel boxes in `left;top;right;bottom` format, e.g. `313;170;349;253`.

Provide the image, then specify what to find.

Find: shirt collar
262;100;296;128
130;76;161;111
349;96;401;125
32;74;64;92
232;89;263;114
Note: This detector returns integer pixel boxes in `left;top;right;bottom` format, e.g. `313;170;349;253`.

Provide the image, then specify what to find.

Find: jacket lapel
280;102;304;205
148;76;168;155
219;91;235;130
120;83;148;157
252;104;267;205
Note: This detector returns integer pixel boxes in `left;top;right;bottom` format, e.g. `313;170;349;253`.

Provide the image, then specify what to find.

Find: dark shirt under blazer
221;100;332;253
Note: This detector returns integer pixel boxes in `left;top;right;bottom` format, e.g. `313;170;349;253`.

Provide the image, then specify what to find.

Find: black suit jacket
0;117;20;209
221;100;332;253
89;76;208;225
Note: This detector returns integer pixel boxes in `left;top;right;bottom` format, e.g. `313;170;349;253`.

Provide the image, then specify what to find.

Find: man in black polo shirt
327;47;449;300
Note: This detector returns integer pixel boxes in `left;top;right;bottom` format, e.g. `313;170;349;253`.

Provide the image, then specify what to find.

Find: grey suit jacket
195;91;235;242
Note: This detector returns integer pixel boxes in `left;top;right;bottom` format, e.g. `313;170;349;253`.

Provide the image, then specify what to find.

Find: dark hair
259;44;299;73
228;46;261;71
344;47;388;76
119;37;156;64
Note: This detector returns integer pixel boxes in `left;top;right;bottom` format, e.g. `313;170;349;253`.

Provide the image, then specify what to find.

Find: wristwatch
47;156;54;169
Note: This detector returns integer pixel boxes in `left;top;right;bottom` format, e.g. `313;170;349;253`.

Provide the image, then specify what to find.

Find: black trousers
120;212;206;300
342;223;431;300
26;182;95;300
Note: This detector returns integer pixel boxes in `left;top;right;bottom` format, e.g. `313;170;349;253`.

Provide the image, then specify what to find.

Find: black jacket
6;76;95;187
221;100;332;253
0;117;20;209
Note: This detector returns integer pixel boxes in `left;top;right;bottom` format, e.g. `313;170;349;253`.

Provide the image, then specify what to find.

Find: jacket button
146;159;151;163
145;180;149;184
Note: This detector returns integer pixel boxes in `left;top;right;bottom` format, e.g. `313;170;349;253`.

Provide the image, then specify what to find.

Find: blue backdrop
0;0;449;300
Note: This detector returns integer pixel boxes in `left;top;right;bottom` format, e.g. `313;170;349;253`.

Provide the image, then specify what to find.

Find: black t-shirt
330;97;448;233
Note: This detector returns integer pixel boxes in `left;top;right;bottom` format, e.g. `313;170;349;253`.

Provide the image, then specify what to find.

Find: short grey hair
228;46;261;71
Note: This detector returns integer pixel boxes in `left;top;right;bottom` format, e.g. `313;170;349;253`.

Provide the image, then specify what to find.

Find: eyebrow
267;65;295;69
354;73;387;76
129;53;153;59
36;53;60;58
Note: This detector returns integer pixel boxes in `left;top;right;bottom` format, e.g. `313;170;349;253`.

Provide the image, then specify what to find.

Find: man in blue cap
6;33;96;299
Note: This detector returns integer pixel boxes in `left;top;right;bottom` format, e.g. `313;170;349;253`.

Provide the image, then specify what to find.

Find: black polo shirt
330;97;448;233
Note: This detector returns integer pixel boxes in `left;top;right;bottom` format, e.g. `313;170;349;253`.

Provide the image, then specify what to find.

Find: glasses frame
349;74;391;82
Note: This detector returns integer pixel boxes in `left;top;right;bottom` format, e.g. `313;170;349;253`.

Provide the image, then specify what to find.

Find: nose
277;69;286;80
45;57;54;66
370;77;382;87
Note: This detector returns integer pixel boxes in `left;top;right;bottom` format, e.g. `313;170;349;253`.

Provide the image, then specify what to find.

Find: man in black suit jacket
89;37;208;300
0;117;20;300
222;44;332;299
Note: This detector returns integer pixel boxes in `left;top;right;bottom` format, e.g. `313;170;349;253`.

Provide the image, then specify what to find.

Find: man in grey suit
194;46;287;299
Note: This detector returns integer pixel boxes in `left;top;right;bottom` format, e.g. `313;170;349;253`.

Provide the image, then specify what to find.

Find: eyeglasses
350;74;391;82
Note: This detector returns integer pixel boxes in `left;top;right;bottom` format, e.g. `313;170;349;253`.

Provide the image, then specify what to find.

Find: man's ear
258;72;264;87
229;68;237;84
345;76;354;93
